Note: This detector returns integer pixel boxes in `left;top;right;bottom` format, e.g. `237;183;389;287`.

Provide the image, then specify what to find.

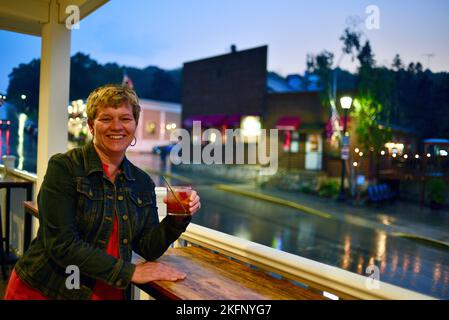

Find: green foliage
299;185;313;194
351;95;392;153
317;179;339;198
427;178;447;205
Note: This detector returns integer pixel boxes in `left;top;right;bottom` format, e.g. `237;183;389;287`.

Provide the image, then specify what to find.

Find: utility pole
422;53;435;70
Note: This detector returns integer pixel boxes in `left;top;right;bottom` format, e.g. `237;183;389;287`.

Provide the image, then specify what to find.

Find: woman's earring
130;136;137;147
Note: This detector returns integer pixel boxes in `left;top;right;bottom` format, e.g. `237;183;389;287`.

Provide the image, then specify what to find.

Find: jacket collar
82;141;135;181
121;157;136;181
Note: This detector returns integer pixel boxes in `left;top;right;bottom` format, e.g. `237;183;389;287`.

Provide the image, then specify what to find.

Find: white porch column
34;0;71;235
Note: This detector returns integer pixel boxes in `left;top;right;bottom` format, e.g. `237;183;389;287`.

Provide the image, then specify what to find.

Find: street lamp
337;96;352;201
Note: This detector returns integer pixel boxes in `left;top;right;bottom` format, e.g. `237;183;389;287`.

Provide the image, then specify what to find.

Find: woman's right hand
131;261;186;284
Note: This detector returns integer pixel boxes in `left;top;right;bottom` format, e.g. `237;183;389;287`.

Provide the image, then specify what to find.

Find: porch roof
0;0;109;36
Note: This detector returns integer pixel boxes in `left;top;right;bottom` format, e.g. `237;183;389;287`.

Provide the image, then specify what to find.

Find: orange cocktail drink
166;186;192;216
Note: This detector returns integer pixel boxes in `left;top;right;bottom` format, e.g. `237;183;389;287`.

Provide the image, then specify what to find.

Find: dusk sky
1;0;448;93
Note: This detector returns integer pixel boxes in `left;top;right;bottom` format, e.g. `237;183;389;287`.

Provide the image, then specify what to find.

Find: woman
5;84;200;300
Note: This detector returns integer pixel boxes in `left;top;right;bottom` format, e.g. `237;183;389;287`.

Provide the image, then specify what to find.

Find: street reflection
402;253;410;280
375;230;387;262
356;256;364;275
17;113;26;170
413;256;421;274
391;250;399;275
0;103;37;172
272;231;283;250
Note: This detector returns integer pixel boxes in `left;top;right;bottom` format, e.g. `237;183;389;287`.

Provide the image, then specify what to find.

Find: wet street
0;103;37;172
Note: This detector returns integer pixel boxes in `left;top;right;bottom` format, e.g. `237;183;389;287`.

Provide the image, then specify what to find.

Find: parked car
152;143;176;156
0;119;11;130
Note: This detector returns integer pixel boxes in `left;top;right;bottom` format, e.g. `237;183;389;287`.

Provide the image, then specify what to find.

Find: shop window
146;121;157;135
283;131;300;153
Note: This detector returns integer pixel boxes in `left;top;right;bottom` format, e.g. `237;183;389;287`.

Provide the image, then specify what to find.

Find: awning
183;114;260;128
423;138;449;145
183;114;227;128
276;116;300;130
223;114;242;127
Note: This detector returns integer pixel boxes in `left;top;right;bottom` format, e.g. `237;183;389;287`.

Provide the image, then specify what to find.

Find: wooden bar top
140;246;326;300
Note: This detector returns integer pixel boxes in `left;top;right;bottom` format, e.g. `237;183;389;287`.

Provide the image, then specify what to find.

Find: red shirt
4;163;124;300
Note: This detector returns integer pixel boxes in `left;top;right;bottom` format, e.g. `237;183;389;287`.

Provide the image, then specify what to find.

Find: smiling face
88;103;137;158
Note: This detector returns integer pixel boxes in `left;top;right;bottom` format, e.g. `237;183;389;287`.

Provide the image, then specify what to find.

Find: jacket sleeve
132;190;191;261
39;154;136;289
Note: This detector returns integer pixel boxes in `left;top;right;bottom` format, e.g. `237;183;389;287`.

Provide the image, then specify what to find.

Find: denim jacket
15;141;190;300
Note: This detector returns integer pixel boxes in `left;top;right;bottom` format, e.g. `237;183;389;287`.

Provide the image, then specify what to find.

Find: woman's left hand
188;190;201;216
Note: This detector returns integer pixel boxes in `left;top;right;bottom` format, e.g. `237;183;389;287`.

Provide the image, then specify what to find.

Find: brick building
182;45;267;122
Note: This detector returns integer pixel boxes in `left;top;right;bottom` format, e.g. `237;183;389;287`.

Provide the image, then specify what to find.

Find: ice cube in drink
167;186;192;215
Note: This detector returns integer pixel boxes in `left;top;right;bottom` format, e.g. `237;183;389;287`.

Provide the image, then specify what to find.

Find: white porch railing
1;166;37;257
178;224;434;300
3;166;38;183
3;174;436;300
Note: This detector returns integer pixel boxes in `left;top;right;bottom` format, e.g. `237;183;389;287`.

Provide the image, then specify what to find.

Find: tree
351;83;393;180
357;41;375;68
337;29;395;181
306;51;334;106
415;62;423;73
6;52;183;122
392;54;404;71
6;59;40;120
340;28;361;62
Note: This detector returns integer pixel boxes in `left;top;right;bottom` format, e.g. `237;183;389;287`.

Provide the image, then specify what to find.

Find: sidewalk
215;183;449;248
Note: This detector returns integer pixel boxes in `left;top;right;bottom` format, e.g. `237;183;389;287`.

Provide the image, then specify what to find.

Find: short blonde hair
86;84;141;124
